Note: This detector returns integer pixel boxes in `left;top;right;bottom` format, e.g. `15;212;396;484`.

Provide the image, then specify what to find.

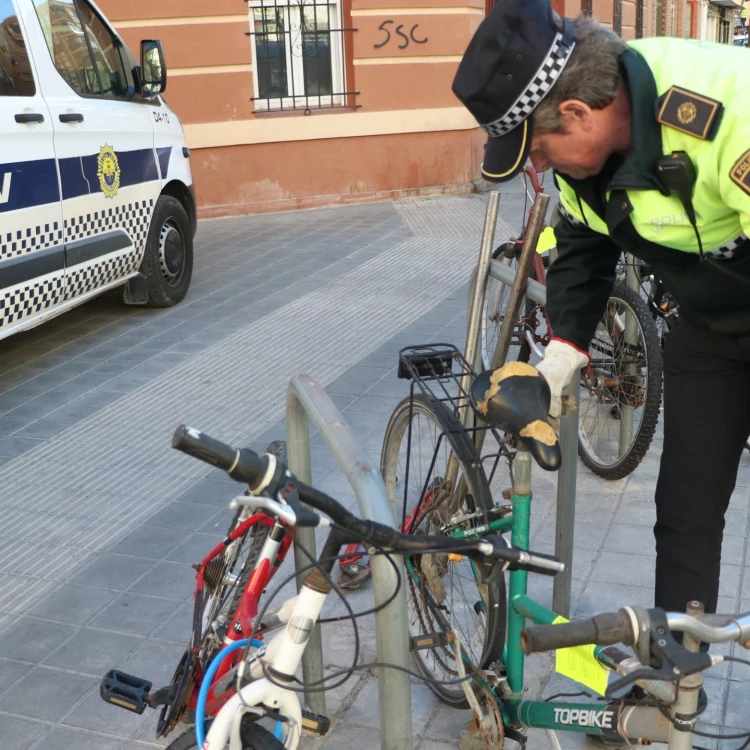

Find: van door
21;0;161;303
0;0;65;338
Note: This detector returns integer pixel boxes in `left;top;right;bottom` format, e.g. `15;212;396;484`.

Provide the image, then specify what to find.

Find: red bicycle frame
189;511;293;716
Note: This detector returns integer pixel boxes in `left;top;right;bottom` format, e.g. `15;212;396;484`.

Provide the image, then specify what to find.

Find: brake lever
231;495;297;527
277;480;324;527
606;608;713;699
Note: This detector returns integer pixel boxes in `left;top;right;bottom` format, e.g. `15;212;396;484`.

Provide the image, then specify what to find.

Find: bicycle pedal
410;632;450;651
100;669;152;714
301;709;331;736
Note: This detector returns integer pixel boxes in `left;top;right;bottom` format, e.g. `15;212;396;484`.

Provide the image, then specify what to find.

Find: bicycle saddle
471;362;561;471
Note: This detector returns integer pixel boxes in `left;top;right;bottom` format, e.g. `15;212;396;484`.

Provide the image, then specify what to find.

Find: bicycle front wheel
381;393;506;707
578;283;663;480
165;720;285;750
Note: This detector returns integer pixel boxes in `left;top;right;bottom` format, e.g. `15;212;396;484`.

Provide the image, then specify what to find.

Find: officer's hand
535;340;589;419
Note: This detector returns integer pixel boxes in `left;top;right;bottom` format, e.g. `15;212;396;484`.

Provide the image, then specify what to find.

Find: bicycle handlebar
173;425;267;485
522;608;750;654
172;425;564;576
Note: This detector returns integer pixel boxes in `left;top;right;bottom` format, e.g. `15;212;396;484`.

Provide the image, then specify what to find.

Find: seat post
507;446;533;692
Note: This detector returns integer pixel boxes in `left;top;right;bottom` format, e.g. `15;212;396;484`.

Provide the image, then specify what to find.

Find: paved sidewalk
0;180;747;750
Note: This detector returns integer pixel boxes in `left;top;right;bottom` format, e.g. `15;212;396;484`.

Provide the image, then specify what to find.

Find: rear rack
397;343;515;485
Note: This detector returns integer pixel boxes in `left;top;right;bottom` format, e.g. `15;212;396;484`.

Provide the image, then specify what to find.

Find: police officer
453;0;750;657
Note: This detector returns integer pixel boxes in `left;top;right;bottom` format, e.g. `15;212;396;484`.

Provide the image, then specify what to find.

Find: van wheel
142;195;193;307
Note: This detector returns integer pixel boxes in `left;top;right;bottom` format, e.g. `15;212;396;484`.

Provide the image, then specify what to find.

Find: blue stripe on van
0;158;60;213
157;147;172;179
60;148;159;200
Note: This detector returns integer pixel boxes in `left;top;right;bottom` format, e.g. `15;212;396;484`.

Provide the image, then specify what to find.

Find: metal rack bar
477;193;580;617
287;373;412;750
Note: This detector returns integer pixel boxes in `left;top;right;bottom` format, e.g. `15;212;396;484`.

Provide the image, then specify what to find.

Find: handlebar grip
486;538;564;577
173;425;239;470
172;425;267;488
521;610;635;654
510;550;566;577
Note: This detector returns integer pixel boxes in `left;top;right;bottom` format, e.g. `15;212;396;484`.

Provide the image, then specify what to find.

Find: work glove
535;339;589;419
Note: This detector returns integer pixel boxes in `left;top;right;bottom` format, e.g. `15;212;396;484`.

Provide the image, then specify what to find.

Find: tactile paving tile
0;196;508;625
395;194;515;240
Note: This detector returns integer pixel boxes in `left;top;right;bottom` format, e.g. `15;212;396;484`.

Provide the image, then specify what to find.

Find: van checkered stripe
64;199;154;255
0;223;64;263
0;277;64;329
482;33;575;138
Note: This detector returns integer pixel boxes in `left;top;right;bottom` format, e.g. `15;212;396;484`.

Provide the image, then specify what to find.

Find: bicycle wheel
471;256;535;372
162;443;286;735
198;442;287;667
199;502;274;667
578;283;663;480
165;719;285;750
380;393;506;707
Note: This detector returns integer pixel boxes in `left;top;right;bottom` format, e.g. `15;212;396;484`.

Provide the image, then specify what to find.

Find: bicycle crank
458;684;505;750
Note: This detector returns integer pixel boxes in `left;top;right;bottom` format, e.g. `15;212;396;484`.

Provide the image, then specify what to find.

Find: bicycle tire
164;718;285;750
380;393;506;708
577;283;663;480
224;441;288;621
471;260;533;372
199;442;286;668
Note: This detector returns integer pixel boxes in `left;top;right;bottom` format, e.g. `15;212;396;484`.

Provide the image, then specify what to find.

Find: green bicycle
381;345;750;749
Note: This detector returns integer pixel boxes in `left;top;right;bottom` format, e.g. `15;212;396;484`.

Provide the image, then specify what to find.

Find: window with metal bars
246;0;358;113
613;0;623;33
581;0;593;17
636;0;644;37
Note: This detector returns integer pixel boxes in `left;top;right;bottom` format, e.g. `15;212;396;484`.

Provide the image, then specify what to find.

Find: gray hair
533;16;628;134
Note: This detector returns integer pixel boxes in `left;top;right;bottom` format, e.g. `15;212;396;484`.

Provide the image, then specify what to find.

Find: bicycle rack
286;373;412;750
473;190;581;618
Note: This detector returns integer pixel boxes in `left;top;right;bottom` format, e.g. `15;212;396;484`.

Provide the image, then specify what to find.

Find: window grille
636;0;644;37
246;0;358;113
613;0;623;34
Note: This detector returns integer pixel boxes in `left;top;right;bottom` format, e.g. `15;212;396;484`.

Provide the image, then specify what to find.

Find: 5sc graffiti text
374;20;428;49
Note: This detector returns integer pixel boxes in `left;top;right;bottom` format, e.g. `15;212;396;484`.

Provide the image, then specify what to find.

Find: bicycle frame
193;512;294;717
449;447;702;748
204;584;328;750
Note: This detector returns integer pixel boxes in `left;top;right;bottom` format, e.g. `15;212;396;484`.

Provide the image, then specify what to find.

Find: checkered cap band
482;32;574;138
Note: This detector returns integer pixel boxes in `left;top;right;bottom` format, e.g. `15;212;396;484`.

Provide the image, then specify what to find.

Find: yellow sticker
552;615;609;696
536;226;557;255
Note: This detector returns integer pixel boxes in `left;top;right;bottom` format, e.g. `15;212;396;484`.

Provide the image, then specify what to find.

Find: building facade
101;0;737;218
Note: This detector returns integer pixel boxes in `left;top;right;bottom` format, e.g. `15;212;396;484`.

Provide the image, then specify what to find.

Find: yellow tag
535;226;557;255
552;615;609;696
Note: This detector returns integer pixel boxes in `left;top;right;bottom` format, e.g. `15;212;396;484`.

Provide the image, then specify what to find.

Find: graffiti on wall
373;20;428;49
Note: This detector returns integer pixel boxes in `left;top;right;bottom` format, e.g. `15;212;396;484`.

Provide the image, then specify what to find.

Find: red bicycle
100;441;331;746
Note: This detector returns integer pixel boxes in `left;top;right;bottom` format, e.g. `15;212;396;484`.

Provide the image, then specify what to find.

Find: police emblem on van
97;145;121;198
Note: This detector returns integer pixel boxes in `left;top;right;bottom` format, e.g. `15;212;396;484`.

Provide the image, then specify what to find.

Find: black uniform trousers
654;316;750;615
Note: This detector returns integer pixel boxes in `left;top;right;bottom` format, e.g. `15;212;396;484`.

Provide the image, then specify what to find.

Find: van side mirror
140;40;167;96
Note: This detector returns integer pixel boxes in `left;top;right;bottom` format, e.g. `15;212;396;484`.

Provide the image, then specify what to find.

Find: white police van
0;0;196;341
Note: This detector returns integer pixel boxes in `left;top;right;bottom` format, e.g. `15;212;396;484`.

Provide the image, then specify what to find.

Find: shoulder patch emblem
656;86;723;140
730;149;750;196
